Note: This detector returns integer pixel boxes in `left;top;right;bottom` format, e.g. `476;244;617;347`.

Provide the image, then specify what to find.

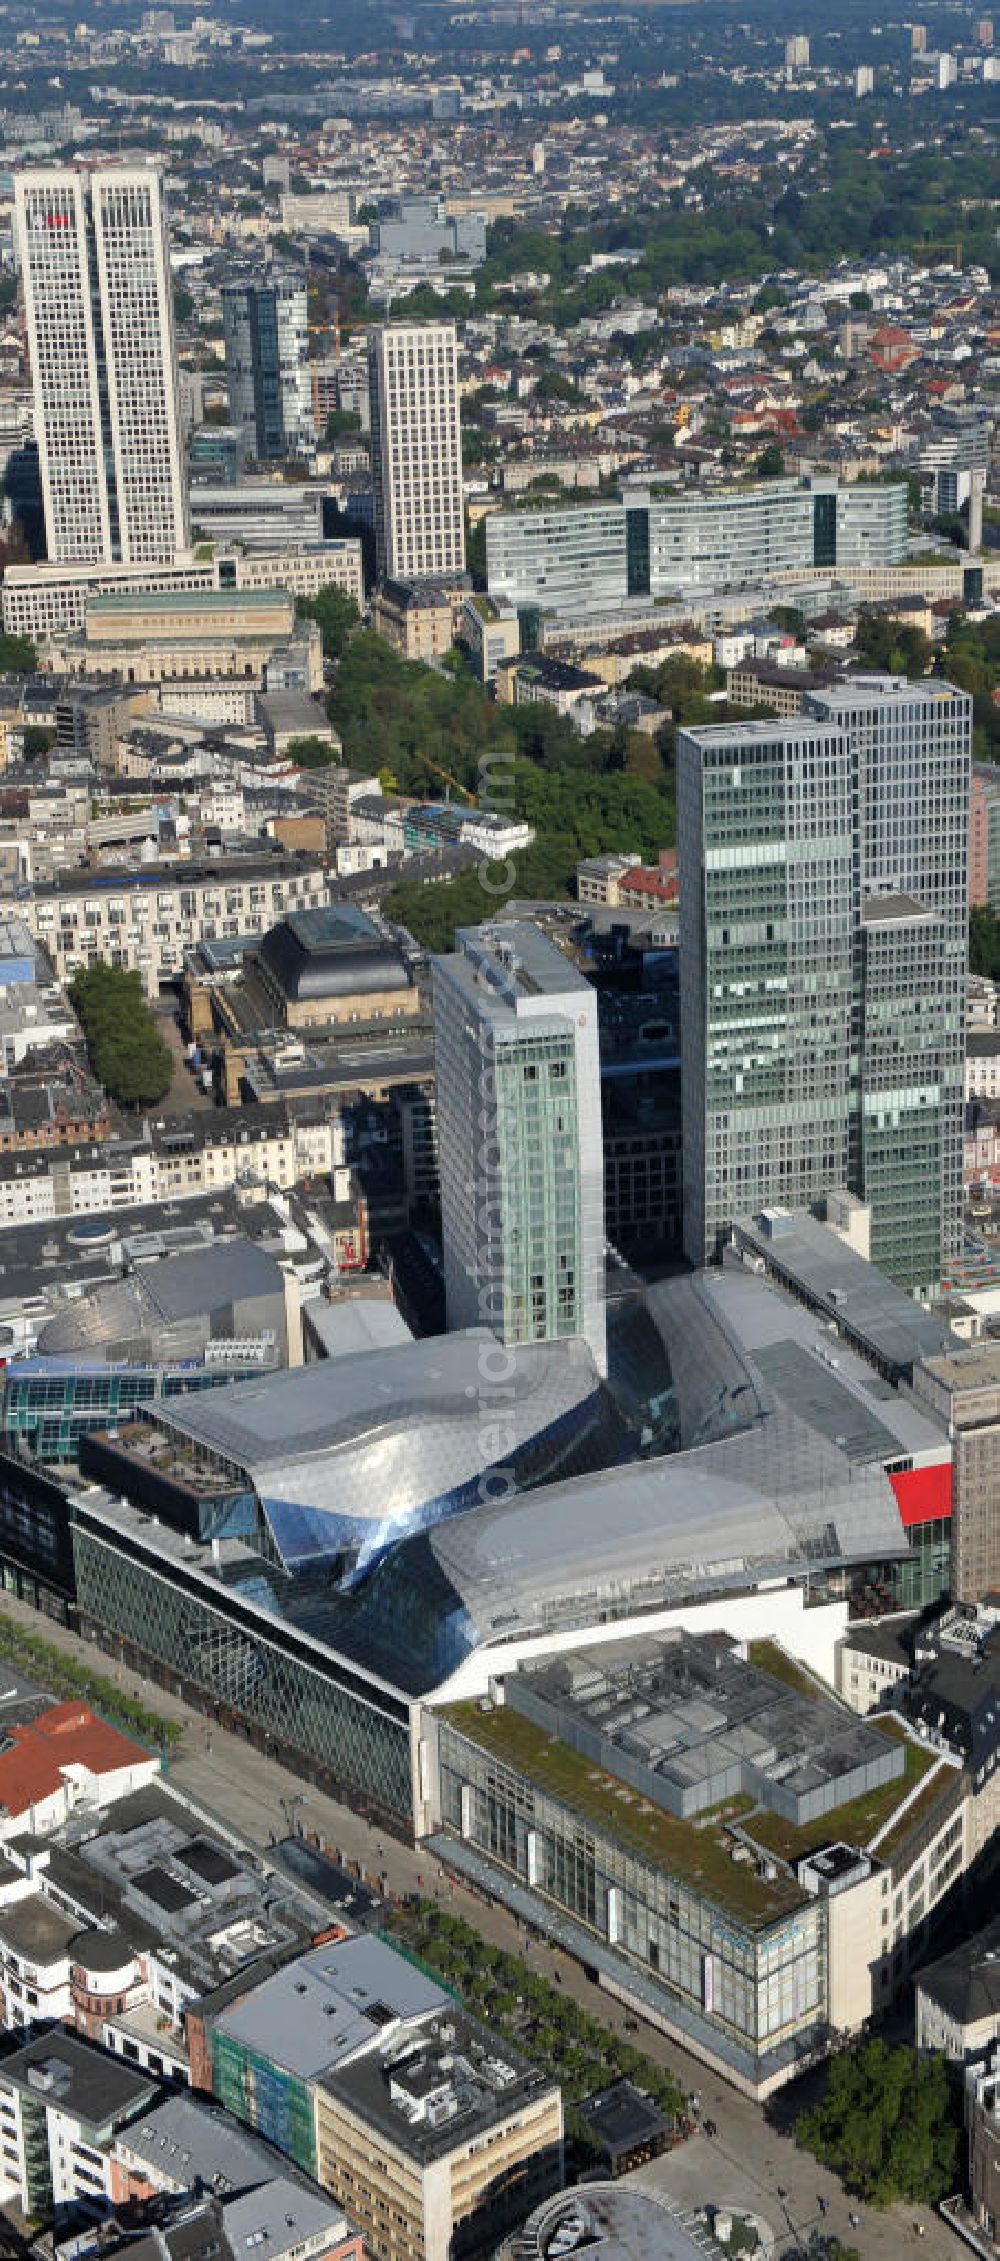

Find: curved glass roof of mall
86;1247;950;1701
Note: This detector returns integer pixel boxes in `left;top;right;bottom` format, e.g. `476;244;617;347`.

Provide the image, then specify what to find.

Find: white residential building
0;1108;344;1233
15;165;188;567
25;854;330;994
368;321;465;582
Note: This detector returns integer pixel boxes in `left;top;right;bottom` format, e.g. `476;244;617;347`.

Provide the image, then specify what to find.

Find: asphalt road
0;1594;961;2261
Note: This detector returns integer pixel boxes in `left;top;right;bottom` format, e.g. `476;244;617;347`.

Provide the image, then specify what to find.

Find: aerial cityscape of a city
0;2;995;2257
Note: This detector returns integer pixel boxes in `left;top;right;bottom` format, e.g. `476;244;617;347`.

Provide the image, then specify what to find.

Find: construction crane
912;239;964;267
421;754;475;805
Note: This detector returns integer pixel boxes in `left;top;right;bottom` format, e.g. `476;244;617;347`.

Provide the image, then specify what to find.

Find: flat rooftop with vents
732;1207;956;1380
438;1634;940;1929
204;1934;450;2084
508;1631;905;1828
319;2005;557;2168
0;2029;156;2138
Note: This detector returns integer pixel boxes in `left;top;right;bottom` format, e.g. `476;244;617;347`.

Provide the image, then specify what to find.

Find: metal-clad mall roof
732;1208;956;1378
149;1330;610;1583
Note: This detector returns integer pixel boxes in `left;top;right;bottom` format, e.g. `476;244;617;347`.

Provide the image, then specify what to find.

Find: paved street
151;1002;216;1112
0;1595;961;2260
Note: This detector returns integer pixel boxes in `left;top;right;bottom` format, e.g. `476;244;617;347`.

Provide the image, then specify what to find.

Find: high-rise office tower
432;922;606;1376
15;165;188;568
678;677;970;1293
678;715;857;1274
809;677;969;1289
368;320;465;583
222;267;314;462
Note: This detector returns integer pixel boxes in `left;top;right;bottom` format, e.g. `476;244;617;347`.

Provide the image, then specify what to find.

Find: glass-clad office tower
678;717;857;1271
679;677;971;1294
222;268;314;462
432;923;607;1375
809;678;970;1288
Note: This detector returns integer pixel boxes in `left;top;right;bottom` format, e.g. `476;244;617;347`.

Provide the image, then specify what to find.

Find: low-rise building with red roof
0;1704;159;1842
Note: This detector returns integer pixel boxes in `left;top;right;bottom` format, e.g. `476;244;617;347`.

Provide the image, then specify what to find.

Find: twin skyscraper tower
15;162;469;601
14;166;188;568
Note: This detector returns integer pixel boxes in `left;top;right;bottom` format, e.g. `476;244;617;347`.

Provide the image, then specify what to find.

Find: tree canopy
971;905;1000;980
0;633;37;676
324;407;362;442
296;585;360;662
856;614;932;680
69;963;173;1111
795;2041;960;2208
944;611;1000;763
285;734;340;770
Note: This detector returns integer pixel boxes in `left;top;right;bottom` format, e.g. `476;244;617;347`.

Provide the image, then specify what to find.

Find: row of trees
389;1901;686;2128
0;1609;182;1751
70;962;173;1110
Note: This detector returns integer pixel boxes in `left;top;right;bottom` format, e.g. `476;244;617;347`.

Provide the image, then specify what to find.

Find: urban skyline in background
0;6;993;2256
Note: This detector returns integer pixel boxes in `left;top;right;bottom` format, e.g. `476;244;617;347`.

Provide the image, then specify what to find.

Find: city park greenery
0;1607;182;1752
942;609;1000;764
296;587;1000;963
297;585;360;664
387;1898;687;2154
324;628;677;945
69;962;174;1111
795;2039;961;2208
0;632;37;676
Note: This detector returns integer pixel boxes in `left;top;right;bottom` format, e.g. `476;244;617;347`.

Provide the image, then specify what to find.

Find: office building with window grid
432;922;607;1376
679;677;970;1292
485;478;907;616
368;321;465;584
810;677;970;1289
678;715;856;1271
222;268;314;462
14;165;188;567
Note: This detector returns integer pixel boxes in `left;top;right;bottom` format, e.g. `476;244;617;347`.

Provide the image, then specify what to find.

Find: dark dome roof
257;905;412;1004
72;1926;137;1972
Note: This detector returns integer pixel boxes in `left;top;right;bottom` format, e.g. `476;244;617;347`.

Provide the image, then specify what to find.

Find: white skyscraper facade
432;923;607;1377
368;320;465;583
15;165;189;567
